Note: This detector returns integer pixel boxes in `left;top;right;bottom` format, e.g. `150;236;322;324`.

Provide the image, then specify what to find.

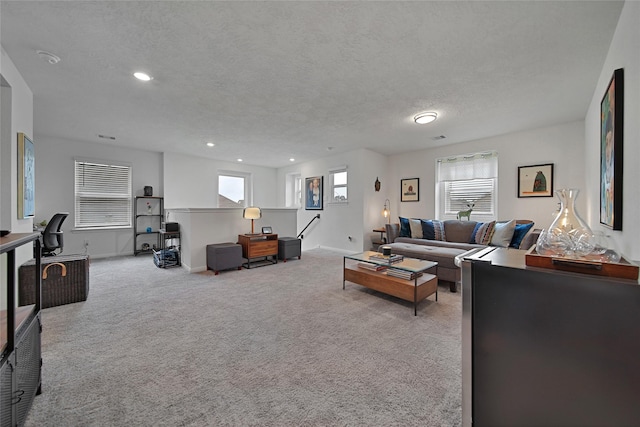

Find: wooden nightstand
237;233;278;268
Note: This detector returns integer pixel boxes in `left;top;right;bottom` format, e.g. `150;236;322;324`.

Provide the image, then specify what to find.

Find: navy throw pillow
420;220;435;240
469;222;484;243
399;217;411;238
510;222;534;248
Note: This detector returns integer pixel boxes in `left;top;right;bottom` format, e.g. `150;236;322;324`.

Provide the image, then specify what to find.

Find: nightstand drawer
249;241;278;257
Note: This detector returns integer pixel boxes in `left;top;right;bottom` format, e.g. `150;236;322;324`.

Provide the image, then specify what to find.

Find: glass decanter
536;189;595;258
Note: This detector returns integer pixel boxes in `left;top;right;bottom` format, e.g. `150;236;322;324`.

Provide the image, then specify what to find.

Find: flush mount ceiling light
36;50;61;64
133;72;153;81
206;142;215;147
414;112;438;124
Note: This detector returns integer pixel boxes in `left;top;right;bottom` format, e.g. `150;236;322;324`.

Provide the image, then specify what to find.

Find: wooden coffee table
343;251;438;316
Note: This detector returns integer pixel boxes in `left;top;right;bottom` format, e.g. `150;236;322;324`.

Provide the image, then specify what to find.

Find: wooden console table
238;233;278;268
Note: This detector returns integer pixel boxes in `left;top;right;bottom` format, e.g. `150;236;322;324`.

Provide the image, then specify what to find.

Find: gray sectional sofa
384;219;538;292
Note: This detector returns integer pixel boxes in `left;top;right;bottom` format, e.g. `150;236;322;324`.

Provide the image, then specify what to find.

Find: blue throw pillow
420;220;435;240
433;220;446;241
510;222;534;248
399;217;411;238
469;222;484;243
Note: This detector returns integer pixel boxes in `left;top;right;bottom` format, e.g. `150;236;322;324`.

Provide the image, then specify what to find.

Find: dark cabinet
1;233;42;427
460;247;640;427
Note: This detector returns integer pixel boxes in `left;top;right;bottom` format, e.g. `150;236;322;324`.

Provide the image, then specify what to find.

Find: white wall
34;136;163;257
388;121;586;231
163;152;278;209
584;0;640;261
1;47;34;235
168;207;297;272
1;47;34;307
276;148;388;253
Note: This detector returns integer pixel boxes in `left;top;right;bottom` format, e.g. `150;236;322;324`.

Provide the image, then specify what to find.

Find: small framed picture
261;226;273;234
518;163;554;197
401;178;419;202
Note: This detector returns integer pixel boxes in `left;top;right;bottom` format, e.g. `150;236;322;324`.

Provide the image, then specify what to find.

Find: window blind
74;161;132;228
436;152;498;220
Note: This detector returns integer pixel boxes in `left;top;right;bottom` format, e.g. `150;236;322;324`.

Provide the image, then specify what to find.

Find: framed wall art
17;132;35;218
305;176;323;210
600;68;624;230
401;178;419;202
518;163;554;198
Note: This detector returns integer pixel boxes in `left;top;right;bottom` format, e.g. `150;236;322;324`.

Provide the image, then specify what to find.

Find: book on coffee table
368;253;404;264
357;262;388;272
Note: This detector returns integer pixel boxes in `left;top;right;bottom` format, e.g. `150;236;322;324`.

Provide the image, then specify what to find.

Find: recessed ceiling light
237;158;243;162
414;112;438;124
289;158;295;162
133;72;153;81
206;142;215;147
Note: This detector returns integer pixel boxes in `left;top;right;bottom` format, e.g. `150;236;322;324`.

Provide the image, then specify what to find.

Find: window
285;173;302;208
218;171;251;207
436;152;498;221
74;160;132;228
329;168;348;203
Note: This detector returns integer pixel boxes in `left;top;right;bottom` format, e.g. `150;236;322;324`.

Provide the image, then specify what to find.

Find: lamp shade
243;207;262;234
243;207;262;220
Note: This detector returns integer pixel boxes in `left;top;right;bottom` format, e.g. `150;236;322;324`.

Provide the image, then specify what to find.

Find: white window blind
74;160;132;228
436;152;498;221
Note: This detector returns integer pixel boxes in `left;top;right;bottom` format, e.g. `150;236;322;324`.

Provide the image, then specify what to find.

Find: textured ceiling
0;1;624;167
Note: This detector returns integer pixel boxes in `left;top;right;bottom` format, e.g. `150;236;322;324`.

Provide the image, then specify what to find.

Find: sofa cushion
474;221;496;245
420;220;434;240
409;219;423;238
490;220;516;247
510;222;535;248
399;217;411;237
385;223;400;243
387;242;468;269
394;237;485;251
433;220;446;241
443;220;478;243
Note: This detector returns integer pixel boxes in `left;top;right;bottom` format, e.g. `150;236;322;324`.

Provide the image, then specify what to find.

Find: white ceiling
1;1;624;168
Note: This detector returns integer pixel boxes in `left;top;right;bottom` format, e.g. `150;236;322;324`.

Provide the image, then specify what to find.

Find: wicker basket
19;254;90;309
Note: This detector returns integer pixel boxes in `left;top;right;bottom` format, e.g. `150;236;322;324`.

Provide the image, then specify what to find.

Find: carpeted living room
2;1;640;426
25;250;463;426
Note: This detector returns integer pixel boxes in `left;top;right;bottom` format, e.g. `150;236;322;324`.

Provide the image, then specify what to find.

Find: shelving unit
134;196;164;255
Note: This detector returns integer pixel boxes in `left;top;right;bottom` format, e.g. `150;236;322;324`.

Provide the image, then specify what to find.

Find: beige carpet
25;249;462;426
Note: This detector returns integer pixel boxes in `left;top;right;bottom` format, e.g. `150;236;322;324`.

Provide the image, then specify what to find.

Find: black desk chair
41;212;69;256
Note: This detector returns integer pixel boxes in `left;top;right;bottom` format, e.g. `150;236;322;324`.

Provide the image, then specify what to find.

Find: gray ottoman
206;243;243;275
278;237;301;262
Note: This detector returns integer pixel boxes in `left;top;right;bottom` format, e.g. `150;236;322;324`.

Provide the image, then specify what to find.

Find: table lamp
243;207;262;235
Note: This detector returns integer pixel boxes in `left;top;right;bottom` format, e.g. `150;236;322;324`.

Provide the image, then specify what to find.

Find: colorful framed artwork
401;178;419;202
517;163;554;198
600;68;624;230
17;132;35;218
305;176;323;210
